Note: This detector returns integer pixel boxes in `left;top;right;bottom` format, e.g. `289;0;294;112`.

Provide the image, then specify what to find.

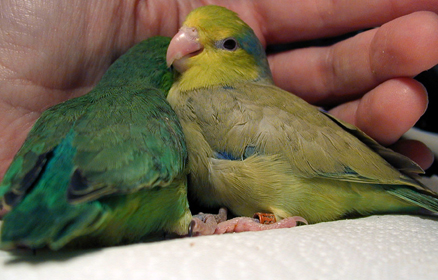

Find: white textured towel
1;213;438;280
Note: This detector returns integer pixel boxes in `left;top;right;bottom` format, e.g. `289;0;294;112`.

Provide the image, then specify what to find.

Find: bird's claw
188;208;228;236
188;209;307;236
214;214;308;234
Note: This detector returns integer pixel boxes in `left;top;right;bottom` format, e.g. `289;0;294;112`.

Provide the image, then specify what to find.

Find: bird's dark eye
218;38;239;51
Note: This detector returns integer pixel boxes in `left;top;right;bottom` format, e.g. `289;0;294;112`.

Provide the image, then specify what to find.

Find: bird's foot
214;213;308;234
188;208;228;236
189;209;307;236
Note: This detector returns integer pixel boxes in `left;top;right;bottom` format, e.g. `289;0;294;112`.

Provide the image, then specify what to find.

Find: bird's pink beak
166;26;202;73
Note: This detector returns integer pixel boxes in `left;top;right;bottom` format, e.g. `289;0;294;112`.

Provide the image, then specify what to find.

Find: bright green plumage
0;36;192;250
166;6;438;225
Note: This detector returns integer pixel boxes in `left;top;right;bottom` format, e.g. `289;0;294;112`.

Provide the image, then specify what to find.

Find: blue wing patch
215;145;257;161
215;151;239;160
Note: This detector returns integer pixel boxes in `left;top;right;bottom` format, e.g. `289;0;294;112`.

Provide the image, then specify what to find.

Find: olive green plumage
166;5;438;224
0;36;192;250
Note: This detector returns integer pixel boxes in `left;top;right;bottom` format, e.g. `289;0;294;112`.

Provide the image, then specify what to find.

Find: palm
0;1;136;175
0;0;437;178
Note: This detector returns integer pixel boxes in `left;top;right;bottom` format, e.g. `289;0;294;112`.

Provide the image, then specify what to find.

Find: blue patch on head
236;29;271;78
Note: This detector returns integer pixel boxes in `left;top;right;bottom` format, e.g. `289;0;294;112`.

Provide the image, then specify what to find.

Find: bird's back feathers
1;37;191;249
167;5;438;223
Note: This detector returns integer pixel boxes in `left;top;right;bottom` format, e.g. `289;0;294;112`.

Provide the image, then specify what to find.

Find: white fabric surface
1;213;438;280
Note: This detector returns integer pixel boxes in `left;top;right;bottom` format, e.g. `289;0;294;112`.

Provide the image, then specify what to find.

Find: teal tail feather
387;187;438;213
1;132;106;250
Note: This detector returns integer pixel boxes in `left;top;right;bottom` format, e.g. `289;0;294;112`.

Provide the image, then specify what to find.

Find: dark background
416;67;438;175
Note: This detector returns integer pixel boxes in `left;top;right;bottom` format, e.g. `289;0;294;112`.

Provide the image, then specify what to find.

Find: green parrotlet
0;37;195;250
166;5;438;233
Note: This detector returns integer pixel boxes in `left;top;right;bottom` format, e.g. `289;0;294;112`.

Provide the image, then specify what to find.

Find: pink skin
166;26;202;72
189;208;228;236
189;208;308;236
214;216;308;234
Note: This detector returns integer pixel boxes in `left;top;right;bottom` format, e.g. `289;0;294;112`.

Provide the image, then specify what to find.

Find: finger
390;139;434;170
151;0;438;42
328;77;428;146
253;0;438;43
268;11;438;104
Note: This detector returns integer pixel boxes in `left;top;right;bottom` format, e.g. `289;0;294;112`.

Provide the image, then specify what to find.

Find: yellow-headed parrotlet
0;37;196;250
166;5;438;233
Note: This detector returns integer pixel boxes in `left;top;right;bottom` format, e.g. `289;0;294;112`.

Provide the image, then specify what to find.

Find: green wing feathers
68;87;187;202
0;36;191;250
1;131;107;250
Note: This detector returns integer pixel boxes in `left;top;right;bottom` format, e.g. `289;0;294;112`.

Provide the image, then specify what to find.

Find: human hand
256;1;438;169
0;0;436;179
